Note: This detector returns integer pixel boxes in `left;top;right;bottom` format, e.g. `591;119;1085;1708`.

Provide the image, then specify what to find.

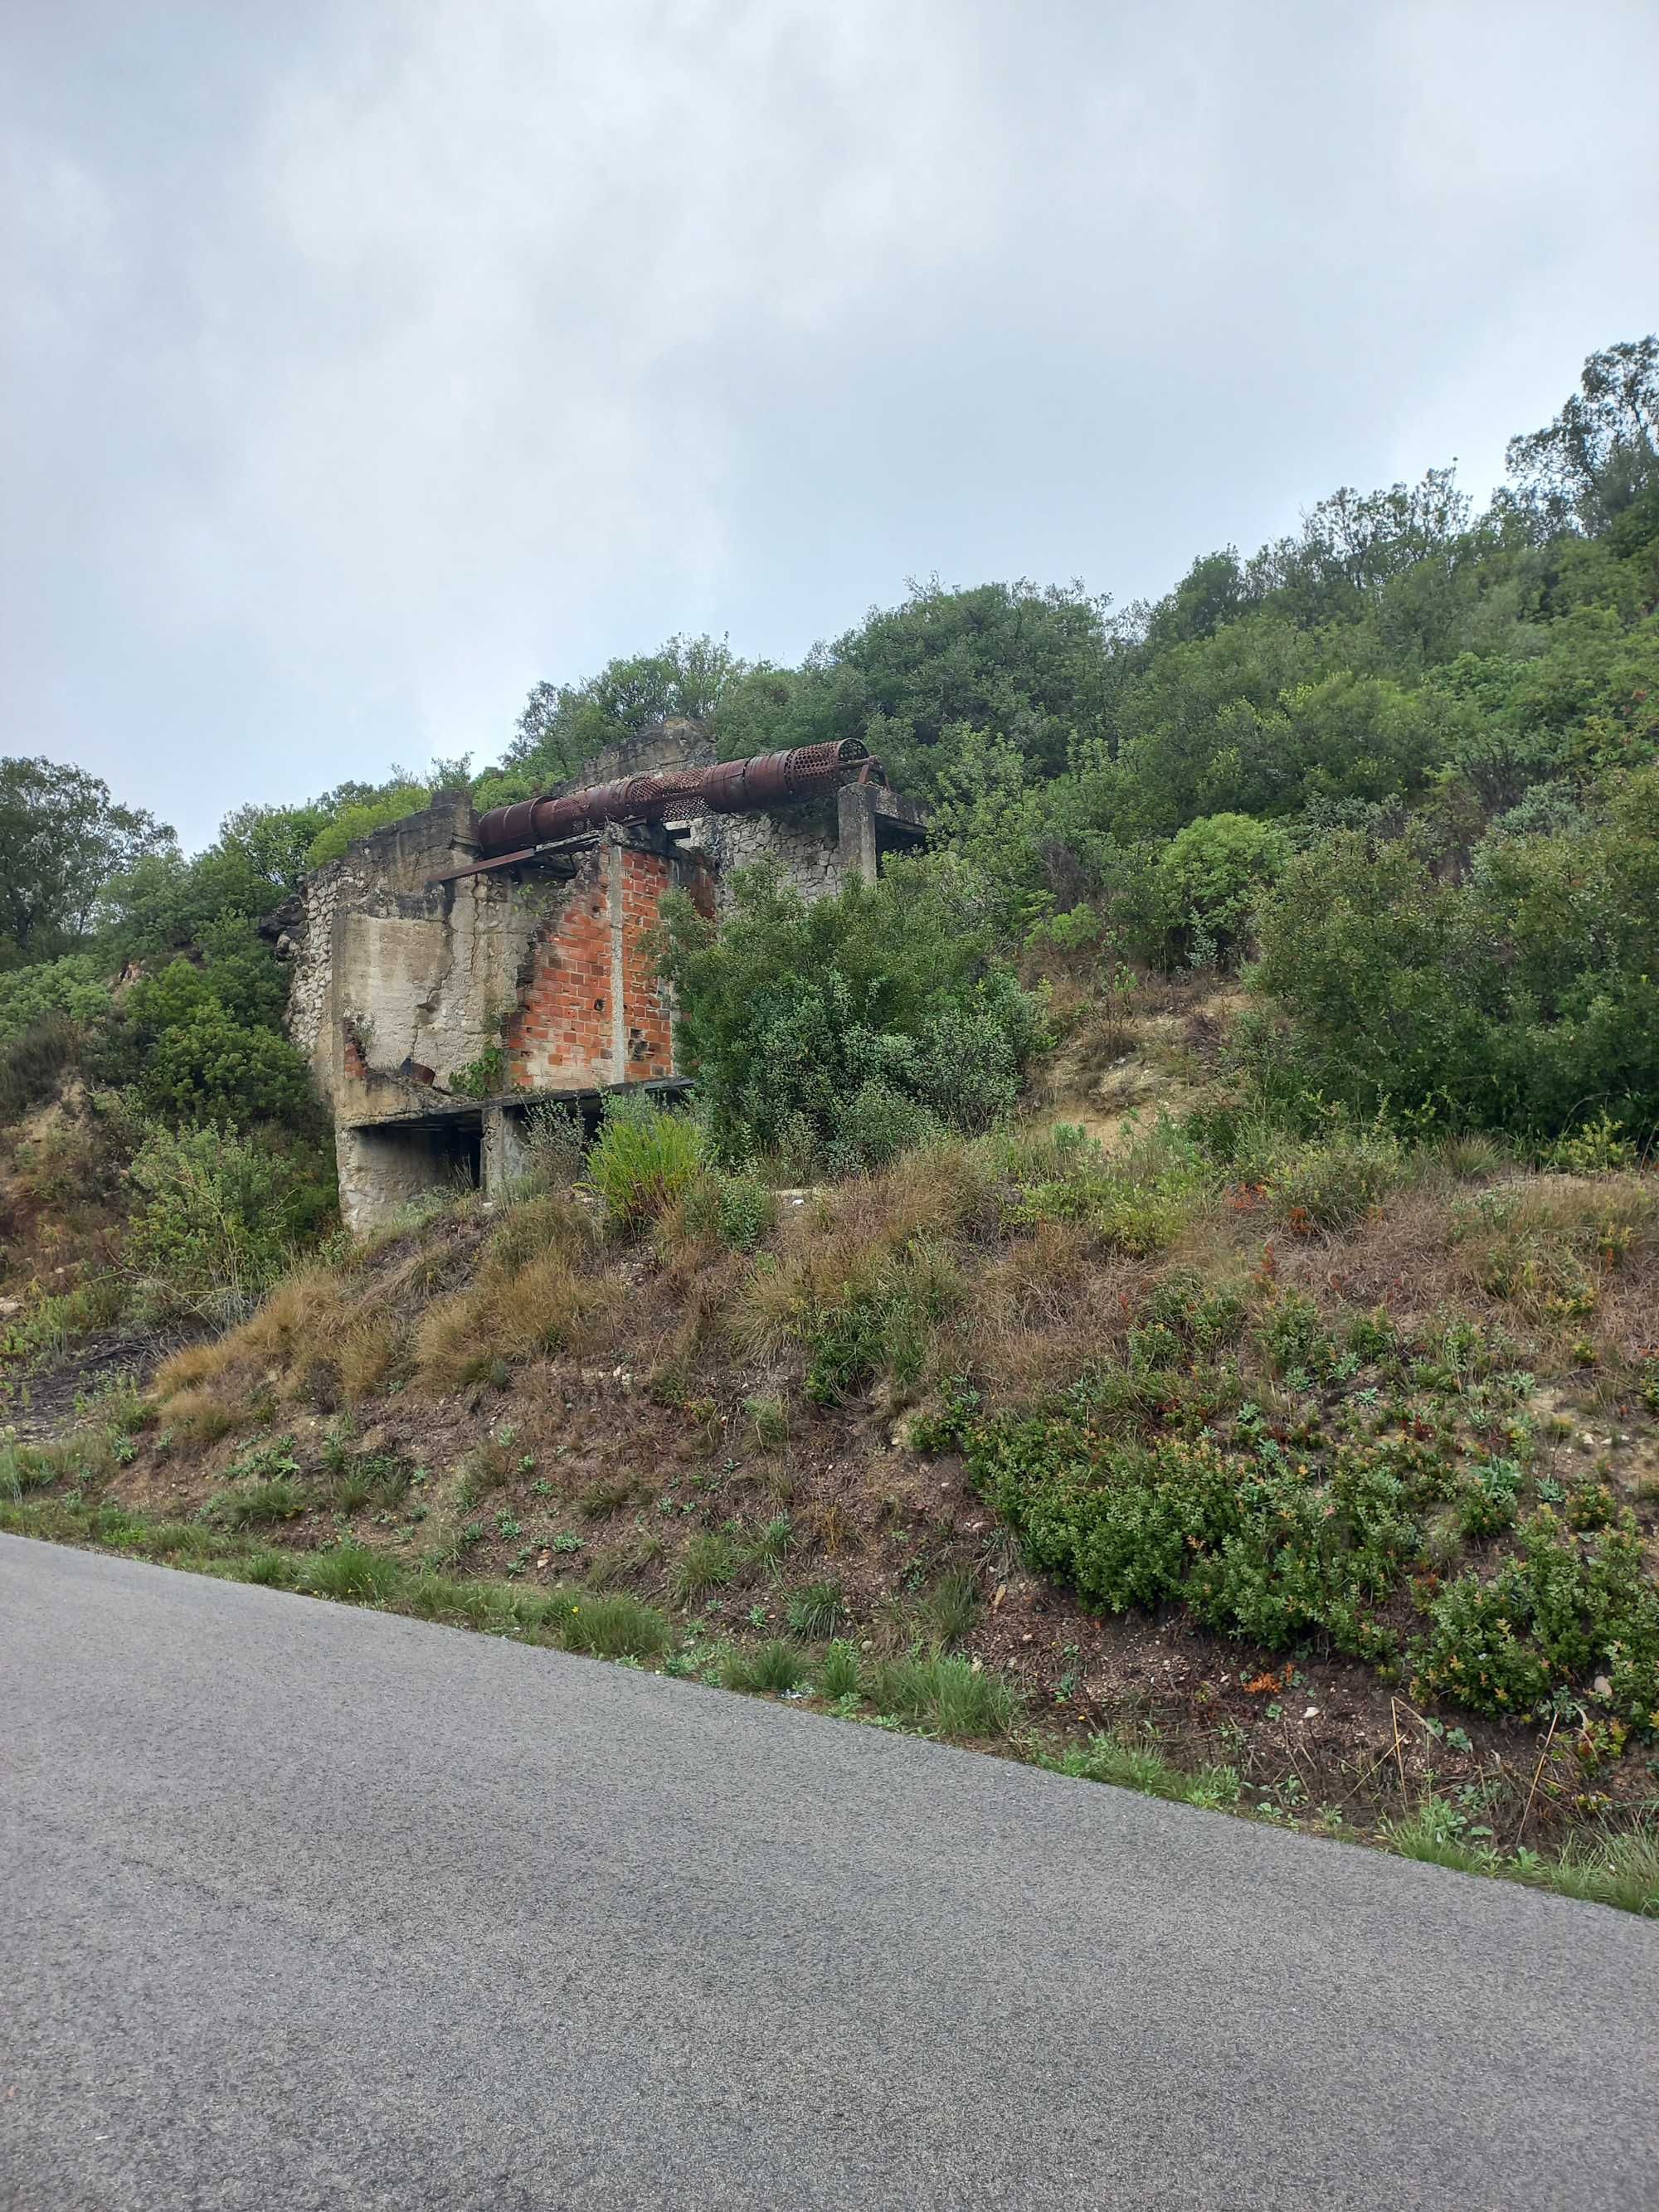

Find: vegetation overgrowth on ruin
3;336;1659;1908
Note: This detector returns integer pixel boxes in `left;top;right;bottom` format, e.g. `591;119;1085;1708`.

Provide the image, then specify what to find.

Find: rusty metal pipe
474;739;881;857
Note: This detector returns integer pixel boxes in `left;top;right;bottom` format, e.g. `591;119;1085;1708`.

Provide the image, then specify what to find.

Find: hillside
7;983;1659;1913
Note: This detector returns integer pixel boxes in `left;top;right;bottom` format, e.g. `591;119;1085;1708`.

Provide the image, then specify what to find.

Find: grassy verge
5;1487;1653;1920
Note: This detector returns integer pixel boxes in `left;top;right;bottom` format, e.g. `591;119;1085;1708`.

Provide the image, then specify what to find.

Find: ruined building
270;722;927;1231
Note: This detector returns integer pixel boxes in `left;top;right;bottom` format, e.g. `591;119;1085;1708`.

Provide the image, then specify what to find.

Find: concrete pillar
482;1102;532;1198
837;783;881;883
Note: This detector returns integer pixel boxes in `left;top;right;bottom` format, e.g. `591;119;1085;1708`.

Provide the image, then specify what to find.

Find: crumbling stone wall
277;852;367;1075
691;801;849;910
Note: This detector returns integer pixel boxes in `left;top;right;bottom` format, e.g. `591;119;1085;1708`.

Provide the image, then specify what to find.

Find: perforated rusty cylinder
474;738;880;855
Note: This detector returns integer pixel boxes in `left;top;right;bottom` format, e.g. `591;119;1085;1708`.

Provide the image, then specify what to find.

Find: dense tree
1506;337;1659;535
496;634;742;799
716;579;1112;797
0;757;171;969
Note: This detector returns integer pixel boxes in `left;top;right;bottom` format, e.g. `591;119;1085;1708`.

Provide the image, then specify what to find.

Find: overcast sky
4;1;1657;848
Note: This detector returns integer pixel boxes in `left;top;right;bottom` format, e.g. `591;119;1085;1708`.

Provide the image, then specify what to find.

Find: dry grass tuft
413;1245;621;1392
154;1338;236;1398
158;1386;242;1441
336;1313;405;1402
966;1219;1138;1398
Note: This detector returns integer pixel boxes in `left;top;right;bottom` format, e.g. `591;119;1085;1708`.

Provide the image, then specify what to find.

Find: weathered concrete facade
272;722;926;1232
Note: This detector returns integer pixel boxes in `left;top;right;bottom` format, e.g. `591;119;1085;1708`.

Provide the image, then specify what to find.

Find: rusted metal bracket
426;842;588;891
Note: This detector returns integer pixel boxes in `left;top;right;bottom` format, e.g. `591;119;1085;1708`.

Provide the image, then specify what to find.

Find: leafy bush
585;1093;704;1228
679;1166;778;1250
931;1393;1460;1663
1254;769;1659;1137
90;935;314;1130
1543;1113;1638;1174
304;785;431;869
139;1004;316;1127
1153;811;1290;966
0;955;110;1045
1272;1125;1402;1232
654;856;1044;1171
127;1121;331;1322
1412;1512;1659;1730
1457;1457;1524;1539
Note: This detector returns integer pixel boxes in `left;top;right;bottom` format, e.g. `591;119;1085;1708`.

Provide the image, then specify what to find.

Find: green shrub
450;1047;506;1099
1154;812;1290;967
0;955;111;1045
1253;1291;1340;1382
136;1005;315;1127
304;785;431;869
1272;1127;1402;1231
127;1121;324;1323
1411;1512;1659;1729
586;1093;704;1228
653;856;1044;1169
1254;771;1659;1139
91;937;315;1129
681;1167;778;1251
1457;1456;1524;1539
1543;1113;1637;1174
930;1392;1459;1663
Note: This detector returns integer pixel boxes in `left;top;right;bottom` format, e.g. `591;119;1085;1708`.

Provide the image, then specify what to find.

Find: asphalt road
3;1537;1656;2211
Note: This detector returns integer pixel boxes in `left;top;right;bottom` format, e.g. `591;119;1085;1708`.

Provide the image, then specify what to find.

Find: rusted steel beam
426;843;586;889
474;739;883;858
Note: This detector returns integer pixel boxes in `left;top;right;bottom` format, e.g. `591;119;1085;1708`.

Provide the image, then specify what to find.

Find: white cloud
2;0;1656;840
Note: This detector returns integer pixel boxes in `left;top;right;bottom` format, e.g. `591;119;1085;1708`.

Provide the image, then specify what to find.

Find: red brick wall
505;841;708;1091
